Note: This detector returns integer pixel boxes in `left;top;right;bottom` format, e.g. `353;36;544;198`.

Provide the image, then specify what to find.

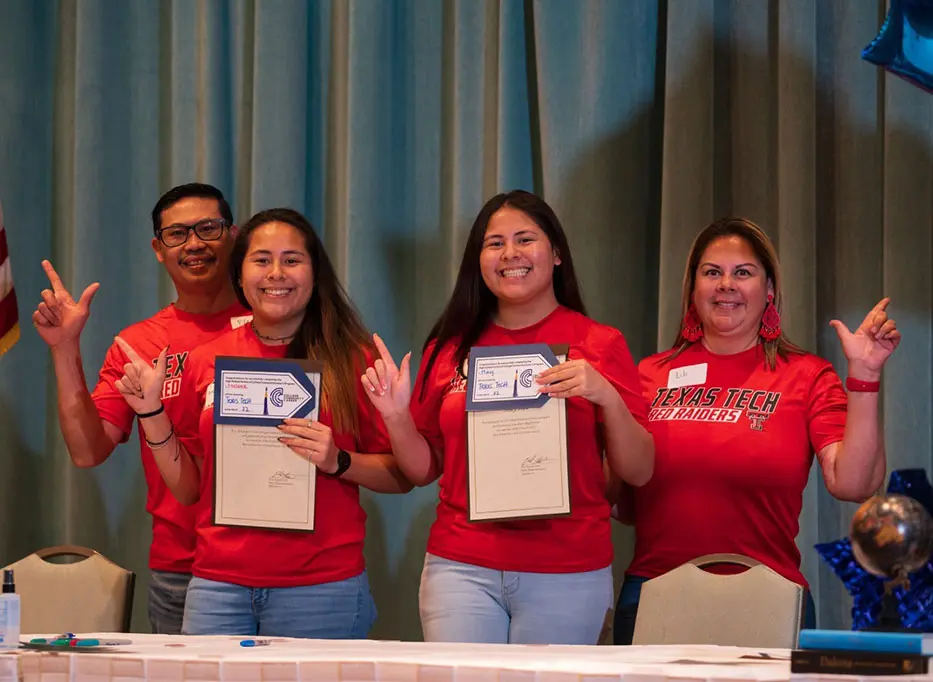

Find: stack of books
793;630;931;675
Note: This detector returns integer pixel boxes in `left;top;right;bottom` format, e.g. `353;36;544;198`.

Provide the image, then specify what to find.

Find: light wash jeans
182;571;376;639
419;553;613;644
149;571;191;635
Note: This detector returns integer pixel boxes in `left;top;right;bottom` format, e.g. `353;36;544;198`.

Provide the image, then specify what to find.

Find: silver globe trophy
849;494;933;631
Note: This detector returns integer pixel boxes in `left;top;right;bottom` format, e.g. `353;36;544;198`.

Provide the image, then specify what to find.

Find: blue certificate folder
464;343;571;523
211;356;324;533
213;356;323;427
465;344;561;412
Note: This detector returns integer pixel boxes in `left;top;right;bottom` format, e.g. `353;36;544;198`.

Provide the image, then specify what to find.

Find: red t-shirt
625;343;848;587
175;323;391;588
413;305;650;573
91;302;253;573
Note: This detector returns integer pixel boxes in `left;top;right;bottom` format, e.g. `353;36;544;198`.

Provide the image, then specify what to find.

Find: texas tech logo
746;411;770;431
448;371;467;395
648;386;781;431
446;358;468;395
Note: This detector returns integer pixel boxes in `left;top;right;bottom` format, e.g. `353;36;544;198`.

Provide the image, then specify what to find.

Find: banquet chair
631;553;805;648
3;544;135;633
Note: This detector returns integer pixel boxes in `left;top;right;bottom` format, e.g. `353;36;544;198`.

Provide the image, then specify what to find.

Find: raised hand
830;298;901;378
32;260;100;348
113;337;168;414
536;359;616;406
360;333;412;419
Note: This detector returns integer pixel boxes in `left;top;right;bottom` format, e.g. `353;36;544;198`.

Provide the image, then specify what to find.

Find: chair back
3;544;135;633
631;553;805;648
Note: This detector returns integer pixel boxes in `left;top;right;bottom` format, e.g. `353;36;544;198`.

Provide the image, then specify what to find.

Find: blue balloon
863;0;933;93
815;469;933;631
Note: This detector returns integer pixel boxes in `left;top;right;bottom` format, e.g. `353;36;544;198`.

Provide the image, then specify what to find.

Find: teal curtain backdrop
1;0;931;639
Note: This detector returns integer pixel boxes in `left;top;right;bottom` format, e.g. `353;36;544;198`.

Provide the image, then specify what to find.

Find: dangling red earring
760;294;781;340
682;304;703;342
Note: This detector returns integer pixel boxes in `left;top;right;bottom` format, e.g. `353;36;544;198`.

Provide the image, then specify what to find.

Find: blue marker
74;639;132;646
30;638;131;647
240;639;272;647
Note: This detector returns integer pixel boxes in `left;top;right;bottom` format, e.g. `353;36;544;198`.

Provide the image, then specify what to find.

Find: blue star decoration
815;469;933;631
863;0;933;94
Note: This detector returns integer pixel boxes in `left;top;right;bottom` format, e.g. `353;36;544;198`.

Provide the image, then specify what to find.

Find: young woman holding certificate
111;208;411;638
362;190;654;644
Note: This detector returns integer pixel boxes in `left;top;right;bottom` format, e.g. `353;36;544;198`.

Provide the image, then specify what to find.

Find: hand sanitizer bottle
0;569;20;650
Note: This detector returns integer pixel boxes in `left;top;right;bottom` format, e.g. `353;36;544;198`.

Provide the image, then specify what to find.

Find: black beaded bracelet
145;425;175;449
137;404;165;419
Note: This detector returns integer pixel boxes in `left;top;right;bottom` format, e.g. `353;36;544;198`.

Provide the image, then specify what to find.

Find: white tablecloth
0;633;883;682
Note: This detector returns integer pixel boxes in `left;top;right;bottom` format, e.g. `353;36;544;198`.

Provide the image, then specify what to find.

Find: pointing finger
115;336;145;365
373;334;398;373
41;260;67;294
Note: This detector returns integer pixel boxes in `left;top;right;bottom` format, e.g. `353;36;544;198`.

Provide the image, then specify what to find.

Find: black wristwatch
328;449;352;478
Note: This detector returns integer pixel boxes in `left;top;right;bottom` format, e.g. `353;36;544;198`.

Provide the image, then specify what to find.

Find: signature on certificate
520;454;556;475
268;470;297;487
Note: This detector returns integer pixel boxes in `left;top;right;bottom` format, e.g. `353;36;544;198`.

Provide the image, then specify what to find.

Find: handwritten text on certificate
219;369;313;420
471;354;552;404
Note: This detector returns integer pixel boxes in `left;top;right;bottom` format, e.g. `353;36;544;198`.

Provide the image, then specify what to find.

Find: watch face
336;450;351;474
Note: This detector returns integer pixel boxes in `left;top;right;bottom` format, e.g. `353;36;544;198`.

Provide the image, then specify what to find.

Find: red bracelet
846;377;881;393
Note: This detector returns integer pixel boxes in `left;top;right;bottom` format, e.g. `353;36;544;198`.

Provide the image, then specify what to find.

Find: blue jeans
182;572;376;639
149;571;192;635
419;553;613;644
612;574;817;645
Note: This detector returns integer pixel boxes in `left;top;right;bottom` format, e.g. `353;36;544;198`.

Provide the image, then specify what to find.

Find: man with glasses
32;183;251;634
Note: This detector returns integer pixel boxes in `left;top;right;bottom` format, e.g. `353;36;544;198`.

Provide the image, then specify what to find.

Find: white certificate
465;344;571;522
212;356;323;532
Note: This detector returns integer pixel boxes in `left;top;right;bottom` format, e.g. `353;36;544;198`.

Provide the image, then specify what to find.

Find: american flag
0;201;19;357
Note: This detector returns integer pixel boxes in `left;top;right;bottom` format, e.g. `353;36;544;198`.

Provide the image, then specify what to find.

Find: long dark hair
231;208;374;433
670;216;804;370
419;190;586;399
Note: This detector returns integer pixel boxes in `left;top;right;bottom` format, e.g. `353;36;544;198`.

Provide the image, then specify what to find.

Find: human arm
817;298;899;502
536;337;655;487
31;259;128;467
278;347;413;493
112;337;202;505
605;461;636;524
276;420;413;494
358;334;443;487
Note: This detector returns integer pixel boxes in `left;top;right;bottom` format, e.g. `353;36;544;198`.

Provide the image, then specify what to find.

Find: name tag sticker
230;315;253;329
667;363;708;388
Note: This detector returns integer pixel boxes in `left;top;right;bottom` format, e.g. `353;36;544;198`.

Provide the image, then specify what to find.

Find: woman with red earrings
611;217;900;644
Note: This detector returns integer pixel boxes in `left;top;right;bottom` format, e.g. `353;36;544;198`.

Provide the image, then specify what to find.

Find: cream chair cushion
632;553;804;648
3;549;134;634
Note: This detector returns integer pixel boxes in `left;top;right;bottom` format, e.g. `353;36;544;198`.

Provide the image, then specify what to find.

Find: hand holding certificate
213;356;323;532
534;356;621;404
466;343;571;522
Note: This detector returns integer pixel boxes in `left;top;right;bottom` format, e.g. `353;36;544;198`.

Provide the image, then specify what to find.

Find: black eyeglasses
156;218;228;247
